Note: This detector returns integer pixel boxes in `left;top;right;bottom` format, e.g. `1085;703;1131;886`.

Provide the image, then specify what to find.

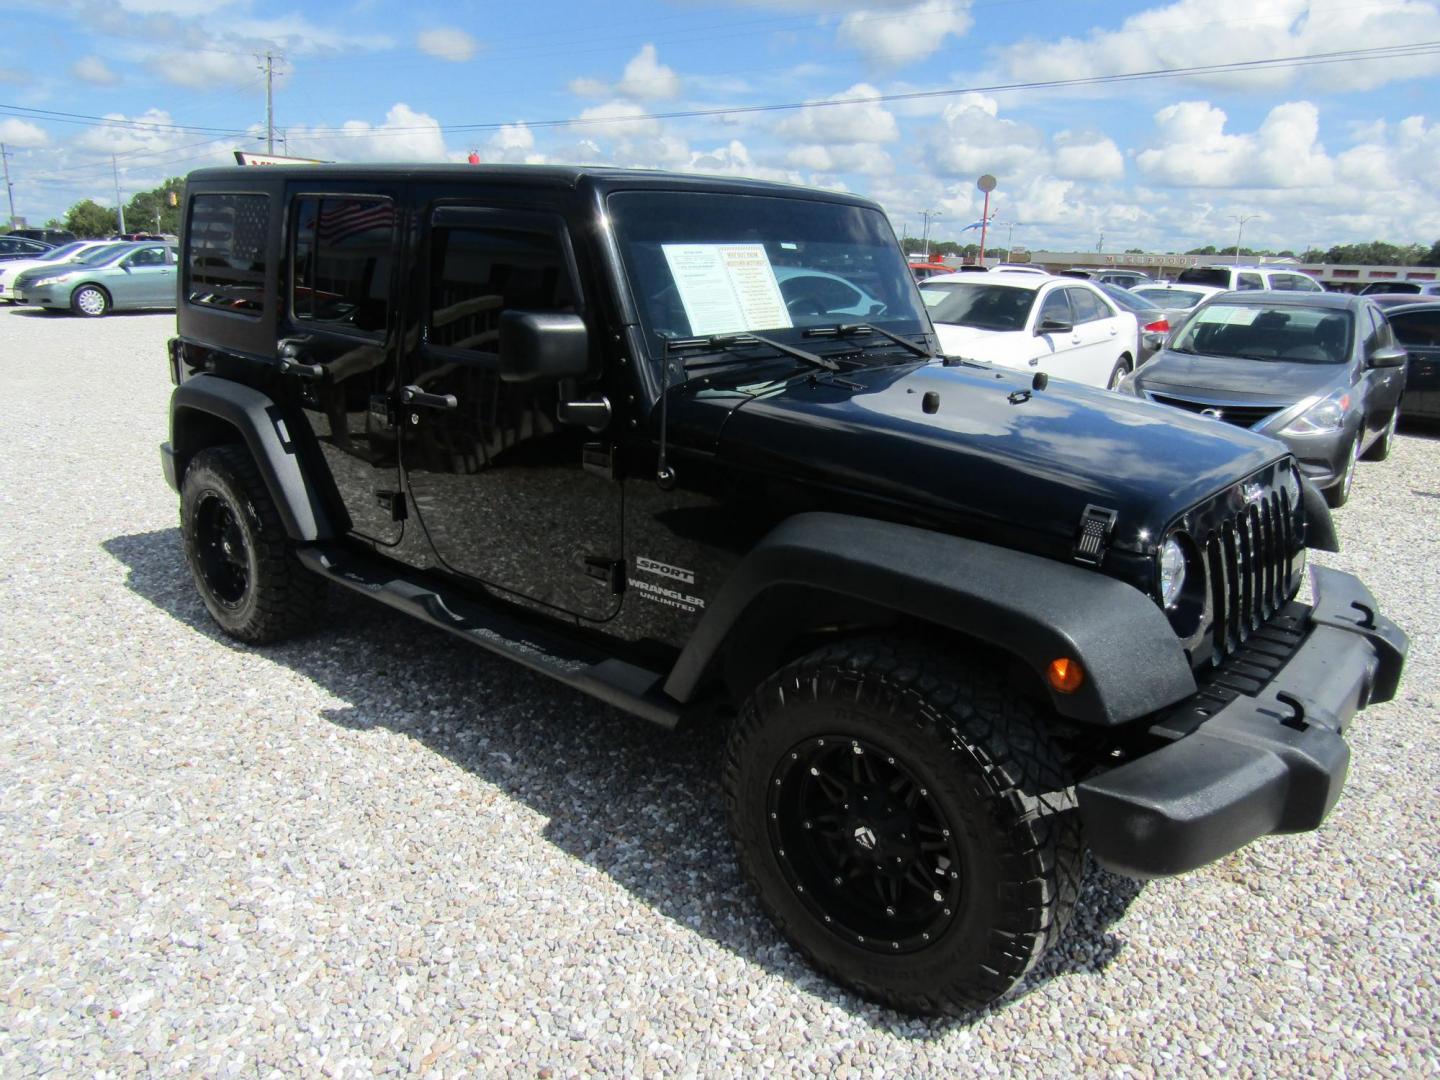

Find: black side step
297;545;685;729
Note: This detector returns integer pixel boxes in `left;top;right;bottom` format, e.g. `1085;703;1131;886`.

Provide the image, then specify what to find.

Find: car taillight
1143;318;1169;333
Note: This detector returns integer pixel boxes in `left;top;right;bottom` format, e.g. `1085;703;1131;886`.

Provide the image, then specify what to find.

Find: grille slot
1150;393;1281;429
1202;486;1294;665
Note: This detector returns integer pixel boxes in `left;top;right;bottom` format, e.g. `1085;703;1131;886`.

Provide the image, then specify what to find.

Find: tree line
899;235;1440;266
1;177;186;238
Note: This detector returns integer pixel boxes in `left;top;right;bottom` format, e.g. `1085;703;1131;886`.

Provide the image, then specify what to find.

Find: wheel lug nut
932;890;943;902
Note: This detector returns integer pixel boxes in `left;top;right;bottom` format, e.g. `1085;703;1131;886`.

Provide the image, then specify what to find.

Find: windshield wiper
802;322;935;359
663;332;839;372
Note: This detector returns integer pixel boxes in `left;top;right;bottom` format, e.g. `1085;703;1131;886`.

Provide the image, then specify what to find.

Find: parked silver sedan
11;241;178;316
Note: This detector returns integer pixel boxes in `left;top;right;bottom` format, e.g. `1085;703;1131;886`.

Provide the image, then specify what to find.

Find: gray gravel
1;303;1438;1077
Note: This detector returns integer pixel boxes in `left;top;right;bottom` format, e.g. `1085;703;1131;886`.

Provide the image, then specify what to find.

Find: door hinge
584;556;626;594
376;490;407;521
582;442;618;481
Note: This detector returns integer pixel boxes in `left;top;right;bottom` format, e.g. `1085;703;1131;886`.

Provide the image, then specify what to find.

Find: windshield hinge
1072;505;1118;566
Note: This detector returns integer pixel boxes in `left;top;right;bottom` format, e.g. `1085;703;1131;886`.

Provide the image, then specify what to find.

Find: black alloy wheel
193;493;250;607
768;736;963;954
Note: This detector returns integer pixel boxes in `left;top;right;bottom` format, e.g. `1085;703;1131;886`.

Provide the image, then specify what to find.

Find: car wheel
724;637;1083;1015
1361;409;1398;462
1325;436;1360;508
180;445;325;643
70;284;110;318
1106;357;1132;390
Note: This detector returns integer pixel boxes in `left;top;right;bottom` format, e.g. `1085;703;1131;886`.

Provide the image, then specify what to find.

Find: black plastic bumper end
161;441;178;492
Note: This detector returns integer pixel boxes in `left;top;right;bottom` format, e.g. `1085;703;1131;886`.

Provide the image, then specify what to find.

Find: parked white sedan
921;271;1141;389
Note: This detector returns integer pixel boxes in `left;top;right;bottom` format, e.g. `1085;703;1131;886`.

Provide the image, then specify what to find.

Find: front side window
125;246;168;268
1038;289;1072;327
1237;273;1263;290
1067;287;1108;323
1171;303;1351;362
292;196;395;337
426;214;577;356
186;193;269;316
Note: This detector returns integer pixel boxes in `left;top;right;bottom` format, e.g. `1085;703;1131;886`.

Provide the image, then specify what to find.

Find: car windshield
609;191;928;358
916;281;1036;331
76;243;131;265
1133;287;1208;309
1171;303;1352;363
1097;283;1159;314
1176;268;1232;288
38;242;87;261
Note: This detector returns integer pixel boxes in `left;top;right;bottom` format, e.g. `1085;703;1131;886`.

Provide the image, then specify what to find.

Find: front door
114;244;175;306
1030;287;1086;382
400;204;622;622
1360;305;1406;436
1064;285;1122;385
282;189;404;546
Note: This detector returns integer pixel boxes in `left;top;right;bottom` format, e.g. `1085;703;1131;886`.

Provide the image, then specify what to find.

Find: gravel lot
1;304;1437;1077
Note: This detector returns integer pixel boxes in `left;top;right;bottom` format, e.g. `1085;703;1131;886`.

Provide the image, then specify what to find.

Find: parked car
161;162;1406;1016
921;272;1140;388
1175;265;1324;293
771;266;887;320
0;234;53;262
987;263;1047;275
1121;291;1407;506
1359;281;1440;297
1131;282;1226;313
10;241;178;316
0;240;129;302
1095;281;1170;365
909;261;952;282
1061;268;1153;289
1381;301;1440;422
6;227;76;245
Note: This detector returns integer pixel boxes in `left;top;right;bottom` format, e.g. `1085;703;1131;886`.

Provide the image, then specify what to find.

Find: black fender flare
664;513;1197;727
166;374;333;541
1300;481;1339;552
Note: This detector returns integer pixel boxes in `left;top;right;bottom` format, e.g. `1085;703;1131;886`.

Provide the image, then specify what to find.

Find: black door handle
401;385;458;410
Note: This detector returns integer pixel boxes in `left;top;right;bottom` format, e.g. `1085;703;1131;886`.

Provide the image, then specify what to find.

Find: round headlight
1160;537;1186;609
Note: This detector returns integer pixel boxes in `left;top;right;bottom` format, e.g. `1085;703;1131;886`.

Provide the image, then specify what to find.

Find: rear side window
427;213;577;358
1269;274;1297;291
1176;268;1231;288
1390;309;1440;347
186;193;269;316
1237;273;1263;290
292;196;396;337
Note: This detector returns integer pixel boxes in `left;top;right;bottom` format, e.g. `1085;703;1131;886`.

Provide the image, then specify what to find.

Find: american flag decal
317;199;394;245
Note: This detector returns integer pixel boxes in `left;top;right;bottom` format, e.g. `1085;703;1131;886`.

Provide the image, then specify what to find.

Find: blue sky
3;0;1440;252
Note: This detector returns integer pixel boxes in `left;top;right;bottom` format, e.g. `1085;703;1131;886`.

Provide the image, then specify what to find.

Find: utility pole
1;143;16;229
1096;231;1105;253
112;155;126;236
919;209;941;258
1005;221;1021;257
259;52;279;154
1232;214;1257;264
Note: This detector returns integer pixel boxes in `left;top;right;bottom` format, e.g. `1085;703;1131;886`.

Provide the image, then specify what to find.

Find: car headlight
1279;390;1351;435
1160;536;1186;609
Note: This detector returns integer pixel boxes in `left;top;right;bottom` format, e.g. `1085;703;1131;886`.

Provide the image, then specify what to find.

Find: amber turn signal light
1046;657;1084;693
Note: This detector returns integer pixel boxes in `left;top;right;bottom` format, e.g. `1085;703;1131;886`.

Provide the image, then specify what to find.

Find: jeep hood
711;360;1285;555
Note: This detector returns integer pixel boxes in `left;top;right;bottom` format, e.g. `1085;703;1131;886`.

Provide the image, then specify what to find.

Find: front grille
1201;485;1296;664
1150;393;1279;429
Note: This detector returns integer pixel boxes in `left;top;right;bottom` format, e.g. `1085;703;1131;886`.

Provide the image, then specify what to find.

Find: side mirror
499;311;589;383
1037;318;1072;335
1368;344;1408;369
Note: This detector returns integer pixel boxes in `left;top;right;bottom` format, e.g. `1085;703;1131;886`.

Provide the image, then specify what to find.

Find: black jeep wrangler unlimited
163;165;1407;1015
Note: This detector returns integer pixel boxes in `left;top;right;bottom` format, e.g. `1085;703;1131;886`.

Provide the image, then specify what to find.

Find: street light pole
0;143;16;229
1232;214;1257;264
919;209;942;257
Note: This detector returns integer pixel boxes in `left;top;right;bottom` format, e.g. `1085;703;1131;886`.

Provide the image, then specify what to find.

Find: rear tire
70;284;110;318
1362;409;1397;461
180;444;325;643
723;638;1083;1015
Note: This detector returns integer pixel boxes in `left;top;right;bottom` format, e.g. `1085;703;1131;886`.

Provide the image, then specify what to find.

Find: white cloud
0;117;49;148
785;143;894;176
153;49;256;89
73;109;182;154
71;56;120;86
573;100;661;138
997;0;1440;95
1052;131;1125;181
685;139;800;183
927;94;1047;178
417;28;477;63
776;83;899;143
1135;100;1333;188
570;44;681;101
288;103;448;162
838;0;974;66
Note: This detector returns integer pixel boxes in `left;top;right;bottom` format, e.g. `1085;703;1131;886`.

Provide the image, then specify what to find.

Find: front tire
1106;356;1132;390
1362;409;1398;461
70;284;110;318
723;638;1083;1015
180;445;324;643
1325;435;1359;508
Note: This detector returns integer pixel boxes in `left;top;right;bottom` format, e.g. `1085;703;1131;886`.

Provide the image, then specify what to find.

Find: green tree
64;199;119;238
1423;240;1440;267
123;176;185;235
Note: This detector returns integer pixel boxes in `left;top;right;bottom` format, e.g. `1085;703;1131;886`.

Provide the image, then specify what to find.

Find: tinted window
1038;289;1072;327
1068;287;1108;323
1364;306;1394;351
918;282;1036;331
1176;268;1231;288
292;197;395;337
1237;273;1263;290
124;246;168;268
186;193;269;316
1390;309;1440;347
427;217;576;357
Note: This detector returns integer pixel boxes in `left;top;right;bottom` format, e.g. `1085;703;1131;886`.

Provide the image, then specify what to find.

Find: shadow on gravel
6;307;172;319
103;526;1145;1037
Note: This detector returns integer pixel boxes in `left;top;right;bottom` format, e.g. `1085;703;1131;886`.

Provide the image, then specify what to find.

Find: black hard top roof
183;163;882;210
1211;289;1362;310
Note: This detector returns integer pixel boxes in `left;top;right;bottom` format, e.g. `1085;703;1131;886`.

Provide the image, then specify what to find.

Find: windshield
38;242;87;262
1133;287;1209;309
917;281;1035;331
608;191;928;354
1171;303;1352;362
76;243;131;265
1097;283;1158;314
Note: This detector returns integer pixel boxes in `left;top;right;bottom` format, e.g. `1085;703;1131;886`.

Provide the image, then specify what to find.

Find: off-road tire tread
181;444;324;644
723;637;1084;1015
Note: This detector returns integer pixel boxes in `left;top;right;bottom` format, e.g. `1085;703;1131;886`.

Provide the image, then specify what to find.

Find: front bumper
1078;566;1407;878
1265;425;1352;490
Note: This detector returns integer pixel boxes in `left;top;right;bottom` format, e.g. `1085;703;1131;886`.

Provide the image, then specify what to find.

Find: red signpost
976;174;996;265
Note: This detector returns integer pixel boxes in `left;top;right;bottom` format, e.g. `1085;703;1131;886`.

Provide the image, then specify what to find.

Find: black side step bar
297;545;685;729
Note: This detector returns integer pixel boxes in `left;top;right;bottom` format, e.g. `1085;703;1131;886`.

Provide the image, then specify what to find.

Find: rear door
281;186;405;546
1388;307;1440;419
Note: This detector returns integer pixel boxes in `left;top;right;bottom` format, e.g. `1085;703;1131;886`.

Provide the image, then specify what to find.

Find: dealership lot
1;306;1436;1075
